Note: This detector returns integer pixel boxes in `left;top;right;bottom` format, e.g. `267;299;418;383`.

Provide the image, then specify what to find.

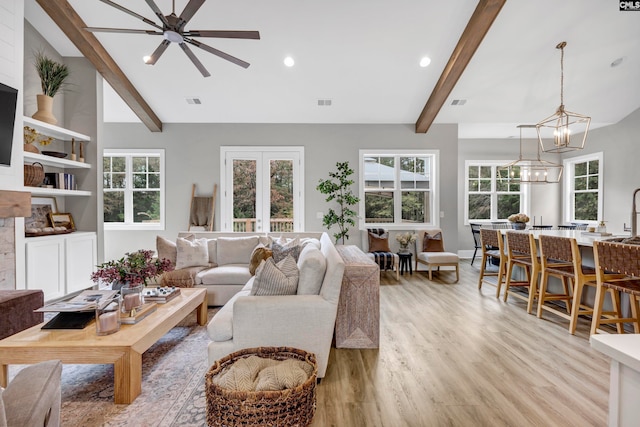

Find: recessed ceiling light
284;56;295;67
419;56;431;67
143;55;151;64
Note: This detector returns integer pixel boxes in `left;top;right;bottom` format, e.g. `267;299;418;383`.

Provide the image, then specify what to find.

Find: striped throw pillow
251;255;299;296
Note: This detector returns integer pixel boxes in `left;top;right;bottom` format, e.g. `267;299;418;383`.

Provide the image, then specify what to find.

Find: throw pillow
160;266;206;287
157;235;192;266
249;244;273;276
176;237;209;269
368;231;391;252
272;241;301;263
422;232;444;252
250;255;299;296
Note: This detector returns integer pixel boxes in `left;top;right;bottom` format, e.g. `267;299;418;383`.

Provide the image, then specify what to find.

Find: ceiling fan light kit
85;0;260;77
536;41;591;153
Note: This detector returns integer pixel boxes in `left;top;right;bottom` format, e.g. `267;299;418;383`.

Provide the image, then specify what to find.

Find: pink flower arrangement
91;249;174;287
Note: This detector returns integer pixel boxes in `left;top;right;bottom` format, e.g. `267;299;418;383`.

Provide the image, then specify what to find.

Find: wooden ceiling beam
35;0;163;132
415;0;506;134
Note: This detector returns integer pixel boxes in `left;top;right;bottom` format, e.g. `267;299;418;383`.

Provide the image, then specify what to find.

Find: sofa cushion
249;244;273;276
217;236;260;265
161;266;207;287
196;264;252;285
297;244;326;295
207;238;218;265
207;289;251;341
251;256;299;296
417;252;459;263
242;276;256;292
176;237;209;269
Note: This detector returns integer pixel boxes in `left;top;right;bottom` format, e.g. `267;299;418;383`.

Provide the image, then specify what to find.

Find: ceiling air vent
186;97;202;105
451;99;467;106
317;99;332;106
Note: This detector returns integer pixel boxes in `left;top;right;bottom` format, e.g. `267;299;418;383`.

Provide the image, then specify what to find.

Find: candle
98;311;118;333
123;293;141;311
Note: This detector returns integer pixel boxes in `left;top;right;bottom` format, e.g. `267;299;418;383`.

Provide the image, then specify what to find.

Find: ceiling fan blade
184;37;250;69
145;0;170;27
179;43;211;77
98;0;162;30
177;0;206;30
183;30;260;40
84;27;162;35
146;39;171;65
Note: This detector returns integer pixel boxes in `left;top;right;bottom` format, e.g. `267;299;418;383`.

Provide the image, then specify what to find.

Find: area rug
11;308;218;427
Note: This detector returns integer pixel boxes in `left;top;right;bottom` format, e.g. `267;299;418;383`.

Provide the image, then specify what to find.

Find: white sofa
167;231;345;378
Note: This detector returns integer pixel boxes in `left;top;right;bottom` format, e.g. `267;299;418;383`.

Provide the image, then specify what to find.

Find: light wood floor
314;260;610;427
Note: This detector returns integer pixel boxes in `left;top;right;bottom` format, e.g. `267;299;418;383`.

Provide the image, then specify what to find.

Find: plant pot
511;222;527;230
23;143;40;154
31;94;57;125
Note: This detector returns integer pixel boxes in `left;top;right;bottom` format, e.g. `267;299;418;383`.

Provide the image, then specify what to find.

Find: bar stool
591;241;640;335
503;231;540;313
537;235;597;334
477;228;506;298
470;223;482;266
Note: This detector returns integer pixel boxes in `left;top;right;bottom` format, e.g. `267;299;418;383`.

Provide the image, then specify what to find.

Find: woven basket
24;162;44;187
206;346;317;427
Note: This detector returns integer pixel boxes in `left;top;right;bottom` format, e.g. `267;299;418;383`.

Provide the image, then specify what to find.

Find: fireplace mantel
0;190;31;218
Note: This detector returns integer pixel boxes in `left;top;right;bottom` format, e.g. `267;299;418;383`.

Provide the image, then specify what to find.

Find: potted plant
316;161;360;244
508;213;530;230
23;125;54;154
396;232;416;253
91;249;174;289
31;51;69;125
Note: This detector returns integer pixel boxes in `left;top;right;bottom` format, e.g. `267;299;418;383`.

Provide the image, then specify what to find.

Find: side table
398;252;413;275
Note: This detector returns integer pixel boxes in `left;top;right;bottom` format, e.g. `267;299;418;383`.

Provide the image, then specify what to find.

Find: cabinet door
65;233;97;294
26;238;65;301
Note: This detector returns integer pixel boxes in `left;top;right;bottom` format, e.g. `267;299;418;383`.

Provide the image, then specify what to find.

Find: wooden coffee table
0;287;207;404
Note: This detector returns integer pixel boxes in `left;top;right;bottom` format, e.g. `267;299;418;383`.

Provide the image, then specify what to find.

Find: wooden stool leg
455;264;459;283
569;280;584;335
527;264;539;315
503;261;514;302
590;284;607;335
478;254;487;289
562;277;573;314
631;295;640;334
495;258;505;298
537;272;550;318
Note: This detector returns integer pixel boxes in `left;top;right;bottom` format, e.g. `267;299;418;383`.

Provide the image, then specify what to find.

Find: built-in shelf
27;187;92;197
23;117;90;142
23;152;92;169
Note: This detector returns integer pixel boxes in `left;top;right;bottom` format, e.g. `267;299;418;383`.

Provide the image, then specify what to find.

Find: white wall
102;122;459;260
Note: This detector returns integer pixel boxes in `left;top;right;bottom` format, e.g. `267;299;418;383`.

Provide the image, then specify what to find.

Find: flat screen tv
0;82;19;167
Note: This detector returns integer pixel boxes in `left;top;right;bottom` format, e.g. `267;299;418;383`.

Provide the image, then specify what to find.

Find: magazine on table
36;289;119;312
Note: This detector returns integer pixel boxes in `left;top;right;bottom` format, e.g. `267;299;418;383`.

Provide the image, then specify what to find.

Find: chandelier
499;125;563;184
536;41;591;153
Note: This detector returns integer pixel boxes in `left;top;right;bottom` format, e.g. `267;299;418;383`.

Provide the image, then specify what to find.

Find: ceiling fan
84;0;260;77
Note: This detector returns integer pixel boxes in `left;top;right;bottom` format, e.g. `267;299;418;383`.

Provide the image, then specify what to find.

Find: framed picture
25;205;53;230
31;196;58;213
48;212;76;231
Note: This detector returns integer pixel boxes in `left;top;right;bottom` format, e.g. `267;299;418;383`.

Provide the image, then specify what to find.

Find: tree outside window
564;153;602;223
465;162;524;224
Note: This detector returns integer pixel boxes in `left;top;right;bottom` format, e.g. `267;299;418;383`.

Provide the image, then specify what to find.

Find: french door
221;147;304;232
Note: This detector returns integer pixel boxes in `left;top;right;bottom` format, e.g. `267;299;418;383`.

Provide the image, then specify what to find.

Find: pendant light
536;41;591;153
498;125;563;184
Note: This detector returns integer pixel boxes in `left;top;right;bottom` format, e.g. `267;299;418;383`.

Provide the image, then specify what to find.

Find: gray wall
102;123;459;260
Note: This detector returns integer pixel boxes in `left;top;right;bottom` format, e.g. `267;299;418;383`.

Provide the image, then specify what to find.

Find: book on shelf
142;287;181;303
36;289;119;312
120;302;157;324
44;172;77;190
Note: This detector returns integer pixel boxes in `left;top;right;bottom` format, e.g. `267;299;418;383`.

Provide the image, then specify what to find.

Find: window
359;150;438;228
465;161;526;224
220;147;304;232
563;152;603;223
103;149;165;230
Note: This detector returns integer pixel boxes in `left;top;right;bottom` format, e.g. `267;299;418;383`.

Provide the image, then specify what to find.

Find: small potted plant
23;126;54;154
508;213;530;230
31;51;69;125
91;249;173;289
395;232;416;253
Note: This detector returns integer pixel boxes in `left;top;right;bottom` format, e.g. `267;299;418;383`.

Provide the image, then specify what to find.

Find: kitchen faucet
633;188;640;236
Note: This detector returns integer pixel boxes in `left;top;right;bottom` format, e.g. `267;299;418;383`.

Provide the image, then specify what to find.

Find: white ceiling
24;0;640;138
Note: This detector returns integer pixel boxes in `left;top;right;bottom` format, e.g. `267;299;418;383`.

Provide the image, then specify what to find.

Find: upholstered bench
0;290;44;340
415;229;459;283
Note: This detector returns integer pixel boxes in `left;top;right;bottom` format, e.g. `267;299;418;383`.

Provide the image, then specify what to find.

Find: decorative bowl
41;151;67;158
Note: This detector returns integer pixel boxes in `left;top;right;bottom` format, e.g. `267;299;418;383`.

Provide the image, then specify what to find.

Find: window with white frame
563;152;603;223
359;150;438;228
465;161;526;224
103;149;165;230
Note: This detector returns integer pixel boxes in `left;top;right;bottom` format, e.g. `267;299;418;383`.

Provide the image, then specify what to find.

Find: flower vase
121;284;144;314
511;222;526;230
399;244;410;254
31;94;58;125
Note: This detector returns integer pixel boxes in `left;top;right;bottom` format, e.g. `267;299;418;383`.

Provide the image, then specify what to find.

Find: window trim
563;151;603;224
358;149;439;230
464;160;529;225
103;149;165;231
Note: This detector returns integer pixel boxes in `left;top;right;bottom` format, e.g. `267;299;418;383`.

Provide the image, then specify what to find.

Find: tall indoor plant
31;51;69;125
317;161;360;244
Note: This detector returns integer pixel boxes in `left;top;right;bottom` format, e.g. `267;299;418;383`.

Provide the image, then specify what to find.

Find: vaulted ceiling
25;0;640;138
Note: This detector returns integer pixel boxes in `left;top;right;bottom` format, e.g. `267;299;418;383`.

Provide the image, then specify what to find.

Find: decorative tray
41;151;67;158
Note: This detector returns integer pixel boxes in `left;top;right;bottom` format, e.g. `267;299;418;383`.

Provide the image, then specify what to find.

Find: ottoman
0;290;44;340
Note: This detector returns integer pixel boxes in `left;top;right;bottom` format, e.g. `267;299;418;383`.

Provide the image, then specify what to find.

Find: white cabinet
26;232;97;301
